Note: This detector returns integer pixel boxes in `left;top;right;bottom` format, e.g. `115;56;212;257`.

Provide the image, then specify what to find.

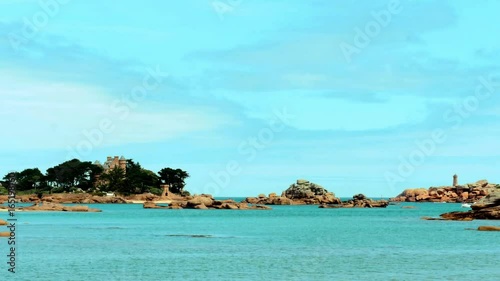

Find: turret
119;156;127;170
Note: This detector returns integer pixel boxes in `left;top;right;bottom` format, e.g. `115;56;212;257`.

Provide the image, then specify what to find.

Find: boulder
194;204;208;210
353;194;366;200
0;219;7;226
187;196;214;208
243;197;260;204
0;232;10;238
477;226;500;231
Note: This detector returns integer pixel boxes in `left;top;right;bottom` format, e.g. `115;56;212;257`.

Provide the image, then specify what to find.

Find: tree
123;160;159;194
158;168;190;194
2;169;44;192
17;168;45;191
99;166;126;194
45;159;102;192
1;172;19;188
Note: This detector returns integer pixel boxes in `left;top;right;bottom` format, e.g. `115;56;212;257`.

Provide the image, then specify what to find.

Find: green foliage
123;160;159;194
158;168;190;194
99;166;126;194
2;169;45;192
147;187;163;196
45;159;103;192
496;184;500;189
1;158;191;196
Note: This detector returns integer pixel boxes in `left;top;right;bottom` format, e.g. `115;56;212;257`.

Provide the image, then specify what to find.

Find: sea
1;198;499;281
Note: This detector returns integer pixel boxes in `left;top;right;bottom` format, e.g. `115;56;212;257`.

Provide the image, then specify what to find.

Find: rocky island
319;193;389;208
243;179;340;205
144;194;271;210
391;177;496;203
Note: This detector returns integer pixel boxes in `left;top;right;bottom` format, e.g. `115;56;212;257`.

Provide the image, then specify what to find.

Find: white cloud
0;71;229;150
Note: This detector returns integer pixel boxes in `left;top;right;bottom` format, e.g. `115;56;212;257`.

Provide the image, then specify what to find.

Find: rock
167;205;183;209
258;193;266;198
187;196;214;208
421;217;444;220
222;203;239;210
319;195;388;209
0;232;10;238
440;211;475;221
0;219;7;226
143;201;158;209
194;204;208;209
253;205;272;210
242;197;260;204
63;205;89;212
270;197;293;205
440;205;500;221
402;206;417;209
268;193;277;198
471;189;500;210
476;180;489;187
461;192;469;200
11;203;102;212
283;179;335;202
477;226;500;231
353;194;366;200
391;180;498;203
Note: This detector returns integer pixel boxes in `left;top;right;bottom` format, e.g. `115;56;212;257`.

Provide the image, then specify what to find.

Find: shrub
148;187;163;196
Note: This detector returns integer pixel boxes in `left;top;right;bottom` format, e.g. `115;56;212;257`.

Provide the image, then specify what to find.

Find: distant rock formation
242;179;340;205
391;179;496;203
145;195;272;210
319;194;388;208
0;203;101;212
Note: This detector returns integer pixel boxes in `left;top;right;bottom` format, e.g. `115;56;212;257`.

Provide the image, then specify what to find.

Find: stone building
94;156;127;173
93;156;127;188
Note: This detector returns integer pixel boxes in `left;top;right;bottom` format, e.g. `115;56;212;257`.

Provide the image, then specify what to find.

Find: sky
0;0;499;197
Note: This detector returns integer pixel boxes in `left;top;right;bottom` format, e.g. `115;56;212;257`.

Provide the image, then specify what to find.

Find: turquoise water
1;201;499;281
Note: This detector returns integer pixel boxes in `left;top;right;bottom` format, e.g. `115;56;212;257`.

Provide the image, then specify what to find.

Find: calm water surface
2;201;499;281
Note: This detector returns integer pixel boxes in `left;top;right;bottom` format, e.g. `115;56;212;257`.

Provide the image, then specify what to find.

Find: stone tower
119;156;127;170
453;174;458;187
160;184;170;197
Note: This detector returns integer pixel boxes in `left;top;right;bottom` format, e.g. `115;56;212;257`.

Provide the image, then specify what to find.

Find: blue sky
1;0;499;197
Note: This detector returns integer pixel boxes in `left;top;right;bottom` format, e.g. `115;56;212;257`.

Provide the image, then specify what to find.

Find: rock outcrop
391;180;497;203
477;226;500;231
0;203;101;212
319;194;389;208
438;189;500;220
145;195;272;210
243;179;340;205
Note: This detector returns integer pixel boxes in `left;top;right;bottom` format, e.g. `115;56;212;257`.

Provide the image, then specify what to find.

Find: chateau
94;156;127;173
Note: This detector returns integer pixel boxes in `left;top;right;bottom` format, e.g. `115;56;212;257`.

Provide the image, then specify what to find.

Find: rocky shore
391;180;496;203
319;194;389;208
438;189;500;220
422;189;500;221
